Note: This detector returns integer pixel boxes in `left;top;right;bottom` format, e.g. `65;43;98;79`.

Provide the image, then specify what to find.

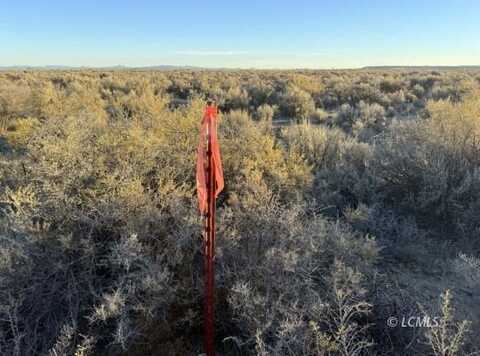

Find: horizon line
1;64;480;71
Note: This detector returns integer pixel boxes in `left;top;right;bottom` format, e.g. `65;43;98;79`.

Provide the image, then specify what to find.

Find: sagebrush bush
220;110;312;203
424;290;471;356
218;180;377;355
0;69;479;356
278;84;315;121
0;116;200;354
372;92;480;239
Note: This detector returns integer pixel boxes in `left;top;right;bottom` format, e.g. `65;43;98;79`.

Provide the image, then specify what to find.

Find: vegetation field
1;68;480;355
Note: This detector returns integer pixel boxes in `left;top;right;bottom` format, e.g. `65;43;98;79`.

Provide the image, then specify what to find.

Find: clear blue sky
1;0;479;68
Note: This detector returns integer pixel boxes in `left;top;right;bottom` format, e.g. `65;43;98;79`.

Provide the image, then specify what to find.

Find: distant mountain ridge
362;65;480;70
0;65;202;71
1;65;479;71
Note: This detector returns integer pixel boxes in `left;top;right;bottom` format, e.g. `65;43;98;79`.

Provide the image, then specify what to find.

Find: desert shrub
380;78;403;94
224;87;250;111
429;77;475;103
319;87;342;109
62;81;108;120
29;81;68;119
255;103;275;122
281;122;353;170
246;82;274;108
424;290;471;356
452;253;480;295
412;83;425;98
371;92;480;238
218;181;377;355
335;103;357;132
2;117;40;148
352;101;387;141
311;108;328;122
343;204;447;272
350;83;384;106
105;79;168;122
220;110;312;202
1;68;480;356
312;152;374;216
431;84;451;101
0;100;312;355
278;84;315;120
290;74;325;106
291;73;324;94
388;90;406;107
167;76;193;99
281;123;376;214
0;106;203;355
25;78;107;122
254;104;276;133
0;82;35;120
0;225;178;356
344;203;478;355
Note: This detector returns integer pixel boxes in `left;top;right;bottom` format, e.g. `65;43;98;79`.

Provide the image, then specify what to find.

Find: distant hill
0;65;202;71
0;65;76;71
2;64;479;72
362;65;480;70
